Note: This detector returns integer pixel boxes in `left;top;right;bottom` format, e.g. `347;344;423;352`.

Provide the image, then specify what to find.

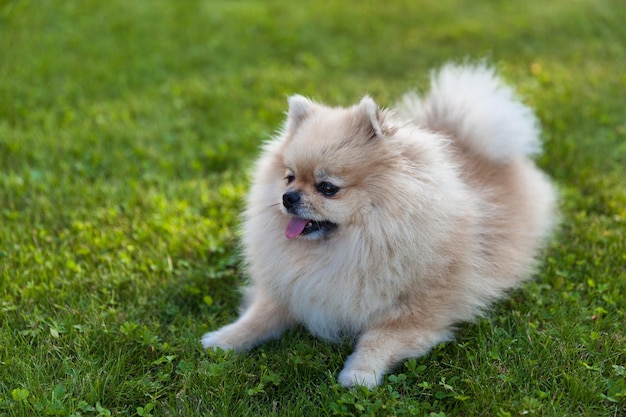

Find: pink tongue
285;217;309;239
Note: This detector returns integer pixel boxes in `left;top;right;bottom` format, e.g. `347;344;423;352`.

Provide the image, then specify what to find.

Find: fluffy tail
398;63;541;162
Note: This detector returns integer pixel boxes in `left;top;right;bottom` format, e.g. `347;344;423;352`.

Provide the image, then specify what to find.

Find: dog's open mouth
285;217;337;239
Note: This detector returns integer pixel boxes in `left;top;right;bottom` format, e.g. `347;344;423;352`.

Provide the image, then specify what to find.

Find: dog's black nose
282;191;301;210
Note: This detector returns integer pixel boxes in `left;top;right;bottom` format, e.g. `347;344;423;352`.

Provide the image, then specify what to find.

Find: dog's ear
356;95;384;139
286;95;314;133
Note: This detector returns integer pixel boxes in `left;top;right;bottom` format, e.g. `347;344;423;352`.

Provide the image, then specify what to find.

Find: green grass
1;0;625;415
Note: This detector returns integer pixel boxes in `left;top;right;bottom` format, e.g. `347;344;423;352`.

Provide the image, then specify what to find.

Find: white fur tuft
398;63;541;162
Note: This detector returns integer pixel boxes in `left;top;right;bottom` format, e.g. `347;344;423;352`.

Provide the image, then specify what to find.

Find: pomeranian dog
202;63;557;388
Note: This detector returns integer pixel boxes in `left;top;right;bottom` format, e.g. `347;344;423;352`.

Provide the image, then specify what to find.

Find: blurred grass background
1;0;625;415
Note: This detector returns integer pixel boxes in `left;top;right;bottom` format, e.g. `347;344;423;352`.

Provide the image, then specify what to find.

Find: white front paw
338;367;381;389
201;330;233;351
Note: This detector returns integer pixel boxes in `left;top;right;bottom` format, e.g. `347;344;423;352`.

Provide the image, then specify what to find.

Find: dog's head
277;95;396;240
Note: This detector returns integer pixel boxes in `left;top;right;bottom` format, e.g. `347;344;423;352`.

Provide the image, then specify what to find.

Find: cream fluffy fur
201;63;557;388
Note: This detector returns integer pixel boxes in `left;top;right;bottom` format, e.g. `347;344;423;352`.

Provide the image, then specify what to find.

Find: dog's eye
317;181;340;197
285;175;295;184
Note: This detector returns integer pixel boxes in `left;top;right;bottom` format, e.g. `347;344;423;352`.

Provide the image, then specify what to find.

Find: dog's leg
338;321;453;388
201;289;294;352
